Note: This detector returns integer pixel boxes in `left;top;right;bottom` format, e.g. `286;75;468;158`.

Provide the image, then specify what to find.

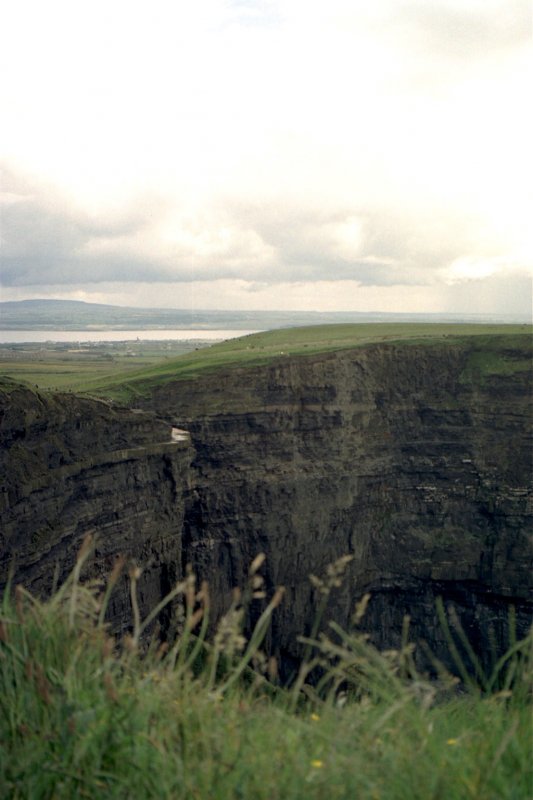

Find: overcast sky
1;0;532;316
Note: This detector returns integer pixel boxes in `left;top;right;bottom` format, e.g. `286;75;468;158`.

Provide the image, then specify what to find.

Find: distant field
2;323;529;403
0;339;215;393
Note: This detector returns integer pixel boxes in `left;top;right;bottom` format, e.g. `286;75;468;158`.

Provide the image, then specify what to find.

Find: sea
0;329;259;344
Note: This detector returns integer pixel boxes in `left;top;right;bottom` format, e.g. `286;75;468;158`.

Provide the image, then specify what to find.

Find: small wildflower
447;738;458;746
310;713;320;722
311;760;324;769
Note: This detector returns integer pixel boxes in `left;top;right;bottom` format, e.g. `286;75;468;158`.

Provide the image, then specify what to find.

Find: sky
1;0;532;317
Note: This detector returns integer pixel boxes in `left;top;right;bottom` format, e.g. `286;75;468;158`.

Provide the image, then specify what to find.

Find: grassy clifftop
80;323;532;403
1;323;531;403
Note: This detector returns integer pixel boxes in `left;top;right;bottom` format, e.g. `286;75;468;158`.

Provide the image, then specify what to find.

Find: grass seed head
310;555;354;596
251;575;264;590
268;656;278;681
353;593;371;626
107;555;126;587
249;553;266;575
214;607;246;658
271;587;285;609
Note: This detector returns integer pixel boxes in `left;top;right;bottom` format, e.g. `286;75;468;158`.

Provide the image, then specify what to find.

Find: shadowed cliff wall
145;339;532;671
1;337;531;671
0;383;192;629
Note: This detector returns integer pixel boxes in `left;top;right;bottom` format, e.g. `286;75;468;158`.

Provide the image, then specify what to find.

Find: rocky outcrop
145;338;532;672
0;382;192;629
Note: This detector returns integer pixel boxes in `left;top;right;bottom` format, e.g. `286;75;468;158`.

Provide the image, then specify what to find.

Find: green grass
0;340;213;394
1;543;531;799
1;324;531;403
17;323;528;403
460;348;533;383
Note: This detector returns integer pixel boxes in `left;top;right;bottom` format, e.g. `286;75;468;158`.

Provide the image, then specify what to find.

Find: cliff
1;335;532;673
144;337;532;672
0;380;192;629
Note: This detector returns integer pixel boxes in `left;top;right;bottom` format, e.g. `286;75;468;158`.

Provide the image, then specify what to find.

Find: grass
1;541;531;799
2;323;528;404
0;340;213;394
460;347;532;383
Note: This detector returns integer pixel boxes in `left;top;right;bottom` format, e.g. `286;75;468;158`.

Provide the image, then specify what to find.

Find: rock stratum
1;336;532;672
0;382;192;629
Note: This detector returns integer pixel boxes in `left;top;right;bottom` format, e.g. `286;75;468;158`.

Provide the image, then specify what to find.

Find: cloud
1;167;530;298
0;171;166;285
392;0;531;61
0;1;531;315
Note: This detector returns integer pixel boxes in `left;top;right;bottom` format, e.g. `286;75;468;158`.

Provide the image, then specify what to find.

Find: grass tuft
1;546;531;799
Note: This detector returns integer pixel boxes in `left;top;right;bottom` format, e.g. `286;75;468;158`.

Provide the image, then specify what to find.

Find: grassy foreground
1;542;531;799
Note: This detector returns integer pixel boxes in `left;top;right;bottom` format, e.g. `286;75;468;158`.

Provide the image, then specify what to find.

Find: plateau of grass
1;542;531;799
44;323;533;403
0;340;214;394
1;324;530;403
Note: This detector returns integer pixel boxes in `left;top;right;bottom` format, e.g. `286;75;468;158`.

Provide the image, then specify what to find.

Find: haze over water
0;330;259;344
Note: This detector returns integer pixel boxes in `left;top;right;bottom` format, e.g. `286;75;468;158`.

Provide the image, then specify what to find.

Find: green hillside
75;323;532;402
1;323;531;403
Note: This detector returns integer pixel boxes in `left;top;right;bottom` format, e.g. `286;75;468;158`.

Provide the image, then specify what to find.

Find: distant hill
0;299;529;330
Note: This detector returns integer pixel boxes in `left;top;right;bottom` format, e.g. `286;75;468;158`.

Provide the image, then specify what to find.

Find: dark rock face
1;338;532;672
0;384;192;630
145;341;532;672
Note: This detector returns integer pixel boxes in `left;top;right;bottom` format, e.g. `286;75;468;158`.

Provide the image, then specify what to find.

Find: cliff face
145;340;532;670
0;383;192;629
1;337;531;671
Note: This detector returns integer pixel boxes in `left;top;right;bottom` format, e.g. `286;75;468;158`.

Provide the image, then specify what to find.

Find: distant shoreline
0;329;260;344
2;299;530;332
